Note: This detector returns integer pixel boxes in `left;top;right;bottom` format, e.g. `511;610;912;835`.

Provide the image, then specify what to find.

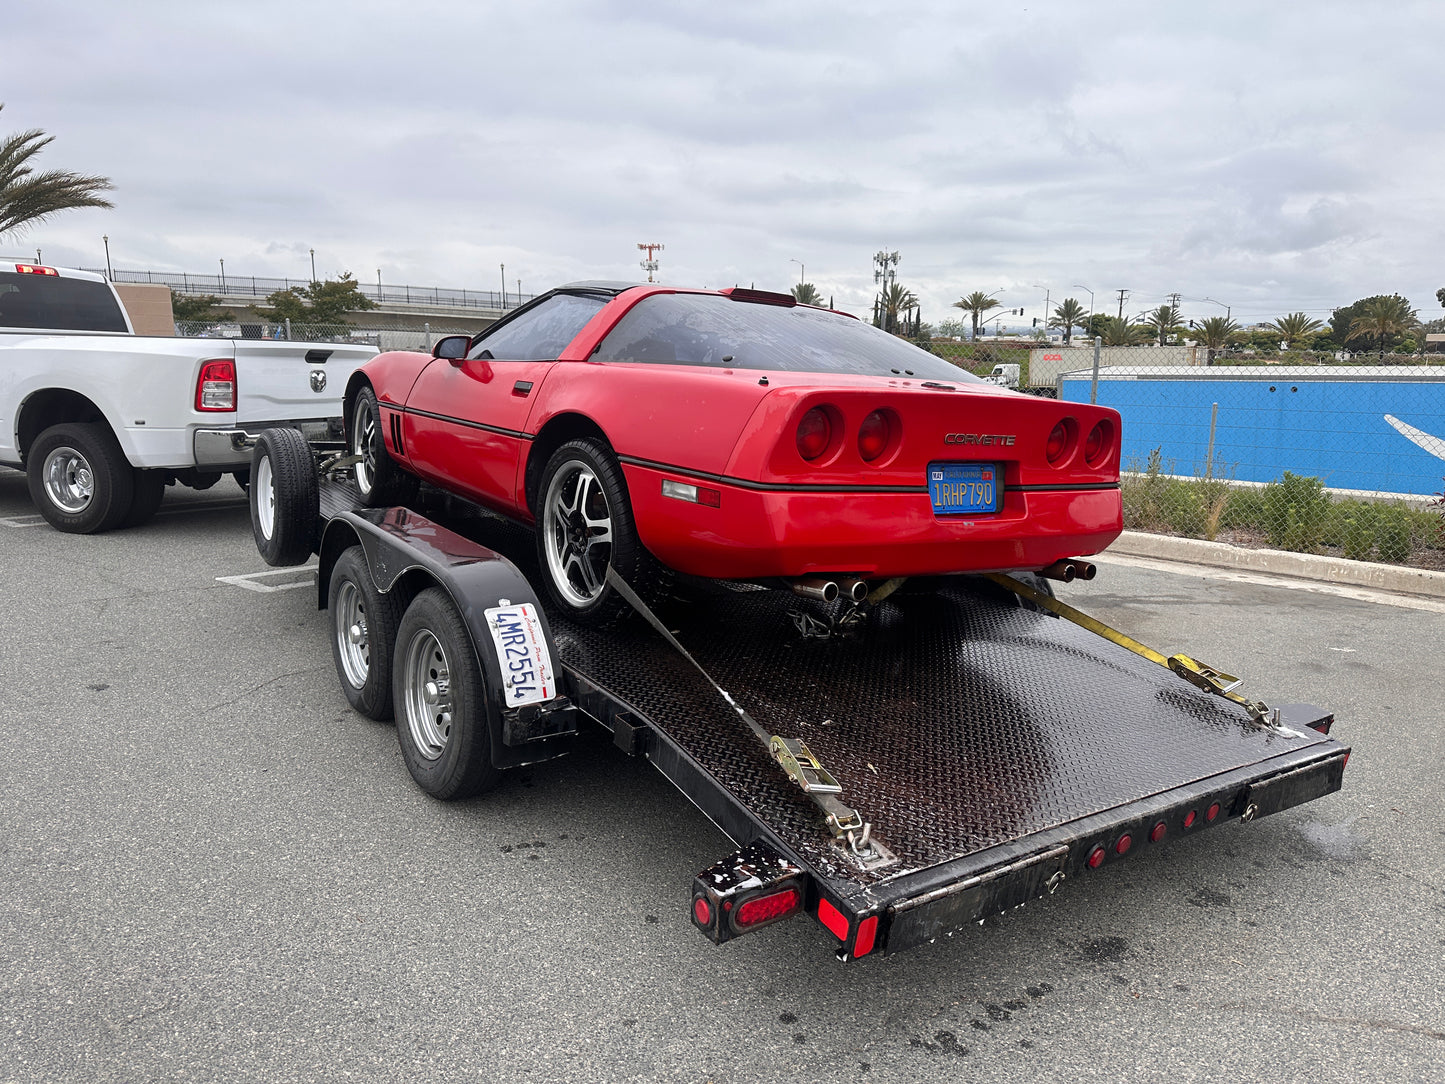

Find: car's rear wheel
27;423;135;533
535;437;665;626
351;386;418;507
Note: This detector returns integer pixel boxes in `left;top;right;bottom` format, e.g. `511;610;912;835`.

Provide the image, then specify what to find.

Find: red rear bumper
624;463;1122;579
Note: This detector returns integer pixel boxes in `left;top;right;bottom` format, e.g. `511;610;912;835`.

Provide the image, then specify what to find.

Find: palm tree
1345;295;1418;358
1049;298;1087;344
0;104;113;238
879;282;918;335
953;290;1000;340
1264;311;1324;349
1191;315;1240;365
1142;304;1183;347
1100;316;1148;347
791;282;824;306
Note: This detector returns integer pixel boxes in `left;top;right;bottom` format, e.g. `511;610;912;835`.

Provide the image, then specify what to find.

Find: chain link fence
924;339;1445;570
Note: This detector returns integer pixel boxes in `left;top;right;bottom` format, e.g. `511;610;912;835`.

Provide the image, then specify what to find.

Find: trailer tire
123;469;168;528
27;422;135;533
351;386;419;507
250;427;318;566
328;546;403;720
393;588;501;799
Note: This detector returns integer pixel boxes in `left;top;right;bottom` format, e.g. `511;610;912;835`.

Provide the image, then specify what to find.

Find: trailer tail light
691;842;806;945
817;898;849;941
858;409;895;462
1114;834;1133;856
692;896;713;928
661;479;721;508
15;263;58;276
735;887;802;929
853;915;879;958
1206;802;1221;823
1149;822;1167;843
796;407;832;461
1046;418;1075;465
1184;809;1198;829
196;359;237;411
1086;845;1105;869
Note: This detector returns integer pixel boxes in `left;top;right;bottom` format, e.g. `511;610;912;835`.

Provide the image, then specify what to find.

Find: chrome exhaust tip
1038;559;1098;583
839;577;869;603
791;577;840;603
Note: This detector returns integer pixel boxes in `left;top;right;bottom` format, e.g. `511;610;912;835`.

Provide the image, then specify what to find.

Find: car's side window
467;293;607;361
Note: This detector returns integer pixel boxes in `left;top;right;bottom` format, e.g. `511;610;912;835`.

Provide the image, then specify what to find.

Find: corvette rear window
592;293;982;382
468;292;608;360
0;272;128;332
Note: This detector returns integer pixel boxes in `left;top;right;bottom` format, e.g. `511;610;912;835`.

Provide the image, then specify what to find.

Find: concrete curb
1105;530;1445;600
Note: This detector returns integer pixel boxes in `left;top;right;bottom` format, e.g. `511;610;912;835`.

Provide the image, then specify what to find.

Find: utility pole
637;242;664;283
1116;288;1130;319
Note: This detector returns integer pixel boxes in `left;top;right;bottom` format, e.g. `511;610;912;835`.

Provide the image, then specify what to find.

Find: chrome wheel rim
352;397;377;496
335;579;369;689
255;453;276;541
401;627;451;760
42;445;94;514
541;461;612;608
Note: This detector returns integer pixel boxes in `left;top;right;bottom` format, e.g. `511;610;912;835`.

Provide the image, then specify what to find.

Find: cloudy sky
6;0;1443;329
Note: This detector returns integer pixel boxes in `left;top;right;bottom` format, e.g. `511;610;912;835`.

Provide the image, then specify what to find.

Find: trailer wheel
250;427;318;566
351;386;419;507
329;546;403;720
26;422;135;533
123;469;168;528
393;588;501;799
535;437;666;627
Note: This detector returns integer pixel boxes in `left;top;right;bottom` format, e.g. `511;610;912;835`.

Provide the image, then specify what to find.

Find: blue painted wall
1062;373;1445;496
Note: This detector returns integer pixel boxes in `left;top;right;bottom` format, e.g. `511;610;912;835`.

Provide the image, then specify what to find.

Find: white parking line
216;565;317;593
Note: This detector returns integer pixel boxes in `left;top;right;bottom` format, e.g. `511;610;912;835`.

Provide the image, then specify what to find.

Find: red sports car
345;283;1122;622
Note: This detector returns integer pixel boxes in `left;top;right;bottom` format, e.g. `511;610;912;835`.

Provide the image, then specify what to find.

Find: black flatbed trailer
254;434;1349;960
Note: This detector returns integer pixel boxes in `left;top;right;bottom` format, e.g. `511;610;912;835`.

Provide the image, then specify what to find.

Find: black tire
393;588;501;799
122;469;168;528
26;422;135;533
328;546;403;721
534;437;666;627
1012;571;1058;615
250;427;318;566
351;385;419;507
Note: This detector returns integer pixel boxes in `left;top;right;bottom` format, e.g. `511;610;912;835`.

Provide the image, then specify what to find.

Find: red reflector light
1206;802;1221;823
692;896;712;927
1046;419;1073;465
1150;822;1167;843
858;410;892;462
796;407;832;461
1184;810;1197;829
1084;421;1112;465
1114;834;1132;855
15;263;59;276
196;359;237;411
735;887;801;928
854;915;879;957
1086;845;1105;869
697;487;721;508
817;898;849;941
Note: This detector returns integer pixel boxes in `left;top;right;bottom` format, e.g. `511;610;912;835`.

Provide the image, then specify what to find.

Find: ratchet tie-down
606;570;877;859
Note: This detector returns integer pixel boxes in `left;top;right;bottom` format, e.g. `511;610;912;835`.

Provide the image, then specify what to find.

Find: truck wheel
393;588;501;799
351;386;419;507
535;437;666;627
123;469;168;528
26;422;135;533
329;546;403;720
250;427;318;566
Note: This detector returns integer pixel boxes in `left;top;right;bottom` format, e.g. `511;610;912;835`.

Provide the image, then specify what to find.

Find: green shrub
1375;505;1413;563
1261;472;1330;553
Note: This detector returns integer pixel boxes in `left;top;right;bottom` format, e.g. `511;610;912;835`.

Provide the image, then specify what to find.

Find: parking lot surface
1;466;1441;1083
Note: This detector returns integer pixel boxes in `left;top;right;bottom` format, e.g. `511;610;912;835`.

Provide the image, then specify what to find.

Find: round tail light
1084;420;1112;466
1046;420;1072;465
796;407;832;461
858;410;893;462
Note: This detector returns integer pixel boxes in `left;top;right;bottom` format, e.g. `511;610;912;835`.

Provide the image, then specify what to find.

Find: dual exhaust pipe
790;576;869;604
1038;558;1097;583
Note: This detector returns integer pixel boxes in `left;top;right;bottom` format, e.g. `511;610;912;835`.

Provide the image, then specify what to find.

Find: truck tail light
196;359;236;411
15;263;58;276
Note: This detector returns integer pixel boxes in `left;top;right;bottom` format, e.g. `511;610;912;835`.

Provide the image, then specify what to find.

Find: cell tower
637;242;664;283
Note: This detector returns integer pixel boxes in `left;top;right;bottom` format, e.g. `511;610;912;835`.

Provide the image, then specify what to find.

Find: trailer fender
318;506;578;770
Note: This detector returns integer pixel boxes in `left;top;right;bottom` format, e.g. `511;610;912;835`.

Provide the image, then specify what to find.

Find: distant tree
1191;315;1240;365
1082;312;1112;341
1100;316;1148;347
790;282;823;306
935;317;969;339
1141;304;1183;347
0;103;114;238
1264;311;1324;349
258;271;377;325
952;290;1000;340
1437;286;1445;309
877;282;918;335
170;291;234;322
1344;294;1418;358
1048;298;1088;344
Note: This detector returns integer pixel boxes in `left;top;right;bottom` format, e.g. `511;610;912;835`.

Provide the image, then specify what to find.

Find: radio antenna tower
637;242;664;283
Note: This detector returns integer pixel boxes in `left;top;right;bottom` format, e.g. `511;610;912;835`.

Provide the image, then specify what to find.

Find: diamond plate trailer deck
303;475;1349;960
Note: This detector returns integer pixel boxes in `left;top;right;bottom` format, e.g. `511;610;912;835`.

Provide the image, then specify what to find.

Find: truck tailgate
233;340;378;422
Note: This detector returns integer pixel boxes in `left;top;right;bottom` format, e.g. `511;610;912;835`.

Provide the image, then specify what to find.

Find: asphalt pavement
1;465;1441;1083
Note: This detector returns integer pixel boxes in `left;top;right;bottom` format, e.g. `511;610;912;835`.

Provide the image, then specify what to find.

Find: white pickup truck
0;262;377;532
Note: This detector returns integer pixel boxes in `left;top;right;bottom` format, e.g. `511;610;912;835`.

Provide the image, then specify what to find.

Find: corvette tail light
15;263;59;276
1084;420;1113;466
858;409;895;462
1046;418;1075;465
196;359;237;411
796;407;832;461
661;478;721;507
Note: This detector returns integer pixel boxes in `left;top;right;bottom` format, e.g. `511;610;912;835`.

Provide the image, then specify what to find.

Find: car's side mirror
433;335;471;362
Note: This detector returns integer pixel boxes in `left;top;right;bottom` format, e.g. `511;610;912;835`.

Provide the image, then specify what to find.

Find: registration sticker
928;461;1001;515
484;602;555;707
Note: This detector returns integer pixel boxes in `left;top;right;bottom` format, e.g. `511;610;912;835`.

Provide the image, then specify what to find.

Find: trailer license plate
485;602;556;708
928;462;1000;515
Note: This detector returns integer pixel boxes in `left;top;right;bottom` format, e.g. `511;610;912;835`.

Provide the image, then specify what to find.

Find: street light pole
500;264;506;307
790;258;804;285
309;248;316;283
219;258;225;291
1031;283;1051;333
102;236;112;279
